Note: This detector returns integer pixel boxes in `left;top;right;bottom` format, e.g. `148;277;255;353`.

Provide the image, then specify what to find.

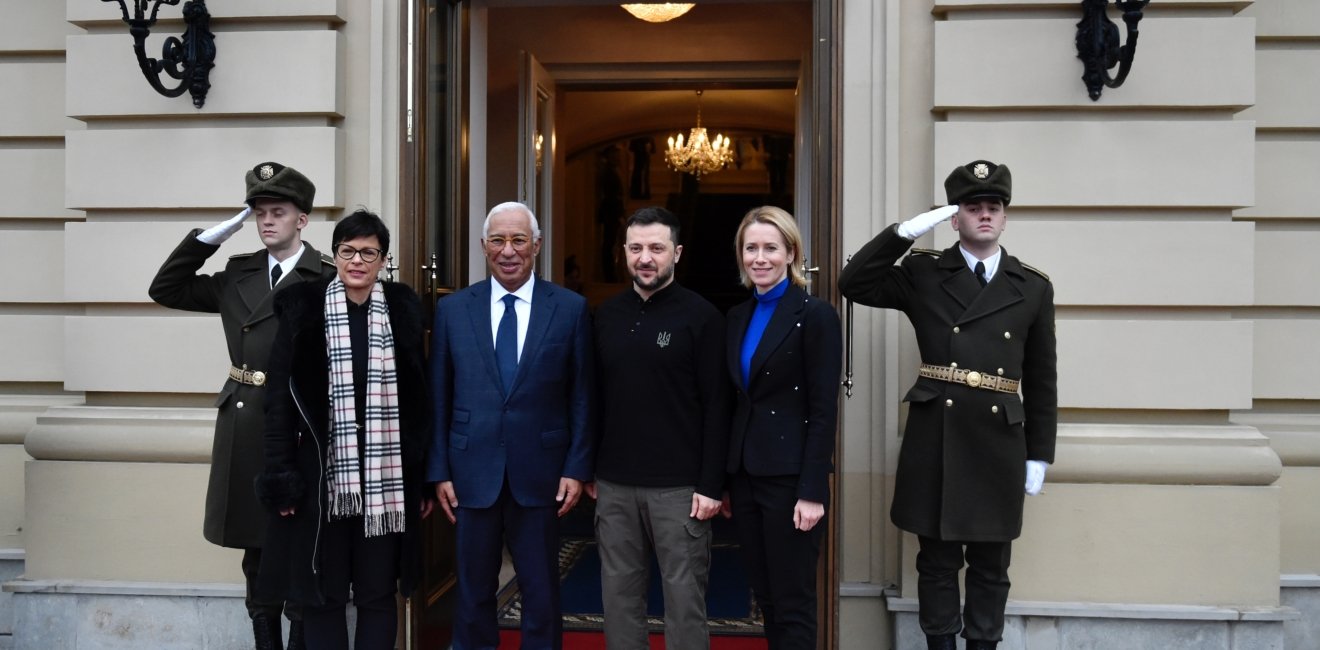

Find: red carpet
498;630;768;649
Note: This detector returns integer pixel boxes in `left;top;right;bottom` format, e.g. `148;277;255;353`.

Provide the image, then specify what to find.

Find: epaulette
319;253;335;265
910;248;941;258
229;251;258;260
1022;263;1050;282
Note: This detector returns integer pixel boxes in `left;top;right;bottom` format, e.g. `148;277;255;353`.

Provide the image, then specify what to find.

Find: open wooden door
401;1;467;648
519;51;557;280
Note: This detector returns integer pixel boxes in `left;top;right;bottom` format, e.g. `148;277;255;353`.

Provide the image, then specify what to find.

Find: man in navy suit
427;201;595;650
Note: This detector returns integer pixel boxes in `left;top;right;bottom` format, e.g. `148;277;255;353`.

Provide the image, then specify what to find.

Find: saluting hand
196;206;253;246
896;204;959;240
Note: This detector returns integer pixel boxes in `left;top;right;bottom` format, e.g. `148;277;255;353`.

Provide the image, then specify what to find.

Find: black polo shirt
593;282;731;499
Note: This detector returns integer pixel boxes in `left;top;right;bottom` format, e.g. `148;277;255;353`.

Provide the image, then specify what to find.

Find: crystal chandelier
620;4;695;23
665;90;733;180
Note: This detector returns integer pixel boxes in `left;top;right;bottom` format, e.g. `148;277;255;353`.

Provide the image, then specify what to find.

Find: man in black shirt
588;206;731;650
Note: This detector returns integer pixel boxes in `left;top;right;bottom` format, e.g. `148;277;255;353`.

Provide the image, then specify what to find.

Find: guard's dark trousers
916;536;1012;644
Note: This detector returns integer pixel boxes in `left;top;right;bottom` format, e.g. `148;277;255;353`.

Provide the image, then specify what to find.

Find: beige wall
838;2;1288;644
9;0;403;585
0;0;83;558
3;0;1317;645
1236;0;1320;577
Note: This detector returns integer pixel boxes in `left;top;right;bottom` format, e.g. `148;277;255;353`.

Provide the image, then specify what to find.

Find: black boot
286;618;305;650
926;633;957;650
252;613;284;650
966;640;999;650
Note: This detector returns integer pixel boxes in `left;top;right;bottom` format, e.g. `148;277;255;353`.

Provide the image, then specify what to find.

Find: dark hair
625;206;681;245
332;208;391;254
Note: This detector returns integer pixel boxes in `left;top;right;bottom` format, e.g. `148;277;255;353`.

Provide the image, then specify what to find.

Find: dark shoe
252;613;284;650
926;633;957;650
966;640;999;650
285;618;305;650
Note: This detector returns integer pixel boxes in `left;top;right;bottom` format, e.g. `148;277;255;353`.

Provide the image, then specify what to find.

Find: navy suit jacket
426;276;595;508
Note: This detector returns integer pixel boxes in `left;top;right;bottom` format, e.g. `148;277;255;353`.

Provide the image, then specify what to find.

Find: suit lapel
727;299;753;386
956;251;1026;325
509;277;558;396
747;285;807;389
938;247;980;312
236;251;273;325
465;280;503;393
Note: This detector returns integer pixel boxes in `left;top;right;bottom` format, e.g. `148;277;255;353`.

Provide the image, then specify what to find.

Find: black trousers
300;515;402;650
915;536;1012;642
242;547;300;621
729;472;824;650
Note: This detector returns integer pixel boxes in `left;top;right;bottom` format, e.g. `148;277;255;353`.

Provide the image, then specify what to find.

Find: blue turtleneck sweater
740;277;790;387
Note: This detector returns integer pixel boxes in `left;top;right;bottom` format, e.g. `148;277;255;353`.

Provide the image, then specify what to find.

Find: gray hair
482;201;542;240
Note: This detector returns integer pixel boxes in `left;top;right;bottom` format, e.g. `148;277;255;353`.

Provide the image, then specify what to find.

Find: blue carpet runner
497;538;763;634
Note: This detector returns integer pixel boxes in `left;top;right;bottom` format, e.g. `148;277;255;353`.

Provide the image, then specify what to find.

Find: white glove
896;205;958;240
196;207;252;245
1025;460;1048;496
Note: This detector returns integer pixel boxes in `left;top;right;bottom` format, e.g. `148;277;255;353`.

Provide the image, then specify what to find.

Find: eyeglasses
485;235;533;252
335;244;382;263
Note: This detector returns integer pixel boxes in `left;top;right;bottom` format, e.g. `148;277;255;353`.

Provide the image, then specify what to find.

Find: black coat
254;279;432;604
839;224;1057;542
148;233;335;548
726;283;842;506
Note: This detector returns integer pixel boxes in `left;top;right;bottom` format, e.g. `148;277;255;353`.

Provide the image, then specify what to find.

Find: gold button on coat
945;399;953;407
953;326;960;333
950;362;958;368
236;401;245;409
991;405;999;414
1004;331;1012;339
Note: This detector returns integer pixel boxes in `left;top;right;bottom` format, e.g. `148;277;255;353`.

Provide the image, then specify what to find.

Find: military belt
919;363;1019;394
228;365;267;387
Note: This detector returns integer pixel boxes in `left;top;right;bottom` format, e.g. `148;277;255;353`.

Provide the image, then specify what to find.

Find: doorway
404;1;839;647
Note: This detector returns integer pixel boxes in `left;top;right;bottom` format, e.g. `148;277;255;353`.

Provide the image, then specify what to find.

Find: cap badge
258;164;275;180
973;163;990;179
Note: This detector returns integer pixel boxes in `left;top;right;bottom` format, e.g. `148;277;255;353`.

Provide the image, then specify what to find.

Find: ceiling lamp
621;3;695;23
665;90;733;180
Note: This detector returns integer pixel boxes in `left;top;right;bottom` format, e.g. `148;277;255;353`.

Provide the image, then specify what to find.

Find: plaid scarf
324;278;405;537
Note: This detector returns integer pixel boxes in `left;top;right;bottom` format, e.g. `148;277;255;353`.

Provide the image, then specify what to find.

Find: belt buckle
965;370;983;388
251;371;266;387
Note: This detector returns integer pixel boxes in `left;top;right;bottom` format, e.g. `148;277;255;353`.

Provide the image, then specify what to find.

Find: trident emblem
656;332;672;348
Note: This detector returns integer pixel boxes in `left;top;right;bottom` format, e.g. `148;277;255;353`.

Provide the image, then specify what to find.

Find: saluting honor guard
838;160;1058;650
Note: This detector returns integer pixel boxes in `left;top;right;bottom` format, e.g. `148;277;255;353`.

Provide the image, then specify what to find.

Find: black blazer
726;283;842;506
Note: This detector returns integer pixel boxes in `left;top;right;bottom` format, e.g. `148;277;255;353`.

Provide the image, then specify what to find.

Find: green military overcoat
149;231;335;548
838;224;1057;542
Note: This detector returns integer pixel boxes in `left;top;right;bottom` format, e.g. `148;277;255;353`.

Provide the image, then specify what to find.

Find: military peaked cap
944;159;1011;206
245;162;315;214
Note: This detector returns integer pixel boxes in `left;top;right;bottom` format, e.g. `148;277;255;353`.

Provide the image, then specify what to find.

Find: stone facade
1;1;1318;648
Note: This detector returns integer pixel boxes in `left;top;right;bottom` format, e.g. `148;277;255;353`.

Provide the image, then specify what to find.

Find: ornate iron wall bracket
1075;0;1149;101
104;0;216;108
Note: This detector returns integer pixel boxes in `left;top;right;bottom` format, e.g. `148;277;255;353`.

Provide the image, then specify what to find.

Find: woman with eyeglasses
255;209;434;650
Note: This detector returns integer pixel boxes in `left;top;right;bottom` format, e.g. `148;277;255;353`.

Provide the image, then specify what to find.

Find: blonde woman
724;206;841;649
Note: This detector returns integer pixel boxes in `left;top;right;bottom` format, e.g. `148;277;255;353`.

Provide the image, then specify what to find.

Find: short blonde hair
734;205;807;289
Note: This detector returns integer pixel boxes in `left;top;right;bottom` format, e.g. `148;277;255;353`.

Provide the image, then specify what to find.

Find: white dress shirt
268;243;307;288
957;245;1002;283
490;274;535;361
